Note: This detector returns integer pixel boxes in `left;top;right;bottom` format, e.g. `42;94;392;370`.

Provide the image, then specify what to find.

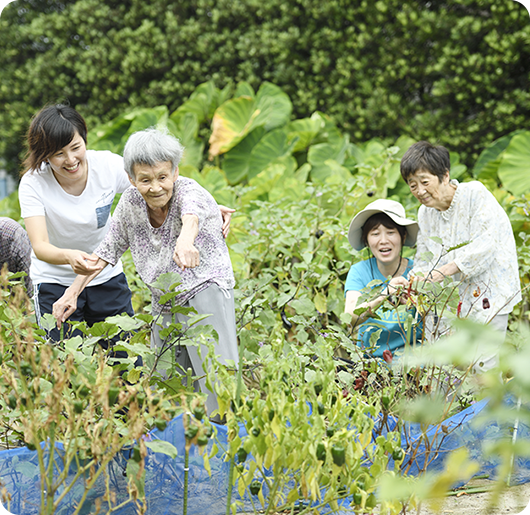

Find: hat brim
348;209;419;251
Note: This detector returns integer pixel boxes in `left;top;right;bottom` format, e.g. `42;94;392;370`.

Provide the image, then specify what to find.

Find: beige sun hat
347;199;419;251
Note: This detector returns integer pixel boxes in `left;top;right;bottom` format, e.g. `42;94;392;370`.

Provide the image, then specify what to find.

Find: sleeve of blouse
12;227;32;276
452;184;507;278
179;180;219;227
94;198;130;265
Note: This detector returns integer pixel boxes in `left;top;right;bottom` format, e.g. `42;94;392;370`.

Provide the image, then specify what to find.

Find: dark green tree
0;0;529;176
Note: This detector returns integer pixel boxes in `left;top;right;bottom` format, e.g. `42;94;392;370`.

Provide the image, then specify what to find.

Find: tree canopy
0;0;529;176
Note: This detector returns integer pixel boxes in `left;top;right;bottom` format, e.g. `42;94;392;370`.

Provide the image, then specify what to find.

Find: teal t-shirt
344;258;418;357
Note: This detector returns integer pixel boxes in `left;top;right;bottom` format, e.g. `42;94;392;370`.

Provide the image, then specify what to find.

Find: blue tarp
1;397;529;514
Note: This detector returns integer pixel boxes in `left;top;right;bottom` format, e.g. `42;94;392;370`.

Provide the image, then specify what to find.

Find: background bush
1;0;529;176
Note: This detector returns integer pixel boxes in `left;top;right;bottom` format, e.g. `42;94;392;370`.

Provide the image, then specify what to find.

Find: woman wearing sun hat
344;199;420;358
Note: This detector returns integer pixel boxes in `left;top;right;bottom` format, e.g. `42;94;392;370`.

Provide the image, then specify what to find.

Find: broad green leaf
166;113;204;169
472;130;525;180
222;127;266;184
104;314;145;332
170;81;220;124
240;163;287;205
89;106;169;155
291;297;315;316
497;132;530;195
308;135;350;182
314;292;327;314
146;440;179;459
189;166;235;206
394;135;416;157
187;313;213;326
39;313;57;332
208;97;264;158
254;82;292;131
287;116;324;152
233;81;255;98
209;82;291;158
450;163;467;181
149;272;182;292
248;128;297;180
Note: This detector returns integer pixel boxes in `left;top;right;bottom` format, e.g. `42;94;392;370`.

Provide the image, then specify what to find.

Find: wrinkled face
47;131;88;184
407;169;450;210
366;224;403;265
131;161;178;212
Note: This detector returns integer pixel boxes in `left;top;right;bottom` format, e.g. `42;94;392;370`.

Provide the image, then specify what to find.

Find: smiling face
366;224;403;267
130;161;178;213
47;131;88;186
406;169;454;211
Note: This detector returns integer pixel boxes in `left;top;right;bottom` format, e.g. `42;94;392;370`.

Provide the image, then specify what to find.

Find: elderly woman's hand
219;205;235;238
174;240;200;270
52;286;79;328
174;214;200;270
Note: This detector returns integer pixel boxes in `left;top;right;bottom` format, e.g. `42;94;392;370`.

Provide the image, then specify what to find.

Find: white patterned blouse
411;180;521;323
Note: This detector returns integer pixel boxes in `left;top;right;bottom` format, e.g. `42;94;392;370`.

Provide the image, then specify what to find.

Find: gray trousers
151;284;239;415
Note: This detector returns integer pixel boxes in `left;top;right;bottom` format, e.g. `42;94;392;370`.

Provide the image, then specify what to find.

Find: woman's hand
173;240;200;269
174;214;200;269
66;250;103;275
386;276;410;304
219;205;235;238
52;287;79;328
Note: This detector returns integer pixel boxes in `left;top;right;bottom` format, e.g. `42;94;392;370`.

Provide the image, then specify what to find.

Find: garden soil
411;478;530;515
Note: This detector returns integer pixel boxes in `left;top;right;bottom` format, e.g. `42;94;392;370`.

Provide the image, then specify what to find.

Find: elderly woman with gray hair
53;127;238;415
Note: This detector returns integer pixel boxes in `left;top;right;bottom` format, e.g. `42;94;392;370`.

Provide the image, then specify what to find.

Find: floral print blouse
412;180;521;323
95;177;235;314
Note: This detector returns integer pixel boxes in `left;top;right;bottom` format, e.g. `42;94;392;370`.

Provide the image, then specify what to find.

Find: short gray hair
123;127;185;180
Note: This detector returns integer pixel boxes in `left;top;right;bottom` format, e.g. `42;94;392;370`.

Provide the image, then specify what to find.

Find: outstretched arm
173;214;200;270
25;216;103;275
52;257;109;327
345;276;409;325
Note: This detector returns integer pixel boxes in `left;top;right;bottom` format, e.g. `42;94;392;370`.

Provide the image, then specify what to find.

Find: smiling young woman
19;104;136;345
344;199;420;359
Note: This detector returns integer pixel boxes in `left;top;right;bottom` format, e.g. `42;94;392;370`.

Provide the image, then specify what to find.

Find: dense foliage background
1;0;529;176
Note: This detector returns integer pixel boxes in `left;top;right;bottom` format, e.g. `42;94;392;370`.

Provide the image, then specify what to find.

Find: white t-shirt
19;150;132;287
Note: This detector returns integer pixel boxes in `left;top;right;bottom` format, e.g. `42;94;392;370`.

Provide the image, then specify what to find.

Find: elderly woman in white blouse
400;141;521;368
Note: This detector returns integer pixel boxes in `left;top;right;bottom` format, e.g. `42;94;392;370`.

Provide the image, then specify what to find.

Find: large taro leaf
88;106;169;154
233;81;255;99
287;114;325;153
253;82;292;131
208;82;292;159
208;96;259;159
186;165;235;207
170;80;230;125
239;162;296;205
497;132;530;196
222;127;266;184
167;113;204;169
308;135;350;183
248;128;297;180
473;130;525;182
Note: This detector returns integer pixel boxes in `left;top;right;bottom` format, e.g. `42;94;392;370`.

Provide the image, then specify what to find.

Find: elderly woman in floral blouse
53;127;238;414
400;141;521;369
